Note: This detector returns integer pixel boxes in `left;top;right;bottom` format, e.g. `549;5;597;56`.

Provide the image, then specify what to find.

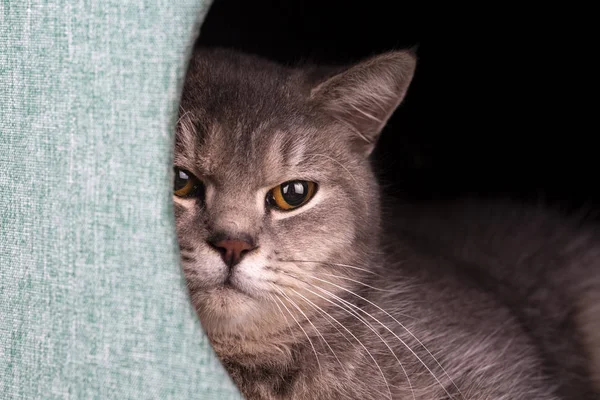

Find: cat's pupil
281;181;308;206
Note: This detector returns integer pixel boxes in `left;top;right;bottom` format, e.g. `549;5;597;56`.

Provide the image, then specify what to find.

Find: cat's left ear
310;50;416;156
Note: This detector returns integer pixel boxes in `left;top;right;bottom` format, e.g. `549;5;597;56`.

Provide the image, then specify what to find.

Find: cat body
174;48;600;399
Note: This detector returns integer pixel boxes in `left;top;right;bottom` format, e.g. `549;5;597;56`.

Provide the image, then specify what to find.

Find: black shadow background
195;1;594;213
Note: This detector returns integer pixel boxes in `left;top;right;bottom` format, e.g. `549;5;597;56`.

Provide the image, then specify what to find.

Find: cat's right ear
310;50;416;156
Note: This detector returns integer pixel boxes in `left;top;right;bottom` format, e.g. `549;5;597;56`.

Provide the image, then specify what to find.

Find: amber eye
173;167;204;198
266;180;317;211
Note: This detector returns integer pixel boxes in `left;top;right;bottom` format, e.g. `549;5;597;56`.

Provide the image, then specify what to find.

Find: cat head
174;48;415;337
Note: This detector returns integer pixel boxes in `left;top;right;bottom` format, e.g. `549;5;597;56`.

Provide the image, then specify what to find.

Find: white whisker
318;272;395;293
277;287;346;373
290;288;356;347
290;286;414;400
284;287;393;400
304;274;463;400
270;289;322;374
268;292;298;342
280;259;381;276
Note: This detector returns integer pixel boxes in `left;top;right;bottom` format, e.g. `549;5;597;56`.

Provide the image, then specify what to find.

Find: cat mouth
222;272;239;290
217;276;253;298
222;278;237;290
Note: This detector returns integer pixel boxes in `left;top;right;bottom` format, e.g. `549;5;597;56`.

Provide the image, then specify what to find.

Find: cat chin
195;285;268;334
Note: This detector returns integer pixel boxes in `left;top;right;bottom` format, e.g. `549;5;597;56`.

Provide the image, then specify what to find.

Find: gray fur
174;48;600;399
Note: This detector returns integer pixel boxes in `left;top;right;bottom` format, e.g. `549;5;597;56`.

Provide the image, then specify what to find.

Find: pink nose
210;239;255;267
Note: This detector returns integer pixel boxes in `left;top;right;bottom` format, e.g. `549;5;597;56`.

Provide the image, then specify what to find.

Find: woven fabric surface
0;1;241;398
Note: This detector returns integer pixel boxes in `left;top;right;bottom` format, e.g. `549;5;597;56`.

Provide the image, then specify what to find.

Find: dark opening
196;0;594;215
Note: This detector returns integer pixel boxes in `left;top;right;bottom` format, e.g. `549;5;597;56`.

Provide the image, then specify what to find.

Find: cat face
174;49;415;336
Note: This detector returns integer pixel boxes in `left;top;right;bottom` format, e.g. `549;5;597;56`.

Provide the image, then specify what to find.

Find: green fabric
0;1;241;398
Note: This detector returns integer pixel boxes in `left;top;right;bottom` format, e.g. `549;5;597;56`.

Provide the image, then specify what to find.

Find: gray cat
173;47;600;399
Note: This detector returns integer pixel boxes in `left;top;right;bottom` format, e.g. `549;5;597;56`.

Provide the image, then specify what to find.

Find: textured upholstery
0;1;241;398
